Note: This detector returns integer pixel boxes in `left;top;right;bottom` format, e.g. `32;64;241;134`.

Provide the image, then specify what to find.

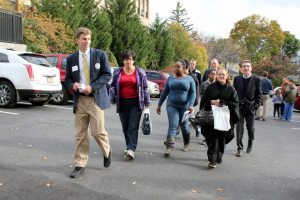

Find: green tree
149;14;175;70
282;31;300;59
38;0;112;51
253;56;297;86
104;0;154;67
37;0;82;30
230;15;285;64
169;1;197;38
23;10;75;53
169;22;207;72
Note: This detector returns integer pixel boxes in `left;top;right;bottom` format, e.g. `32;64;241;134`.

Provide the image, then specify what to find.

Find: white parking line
292;128;300;130
44;105;72;110
0;110;19;115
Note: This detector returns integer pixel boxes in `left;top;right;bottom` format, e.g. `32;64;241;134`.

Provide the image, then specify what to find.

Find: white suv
0;49;61;107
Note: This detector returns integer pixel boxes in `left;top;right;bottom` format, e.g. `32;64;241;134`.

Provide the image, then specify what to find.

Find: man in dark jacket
233;60;262;157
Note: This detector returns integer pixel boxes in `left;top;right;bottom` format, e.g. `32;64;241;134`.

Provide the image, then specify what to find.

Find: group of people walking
65;27;297;178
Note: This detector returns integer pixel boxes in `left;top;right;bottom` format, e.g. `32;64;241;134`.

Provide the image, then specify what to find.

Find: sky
149;0;300;39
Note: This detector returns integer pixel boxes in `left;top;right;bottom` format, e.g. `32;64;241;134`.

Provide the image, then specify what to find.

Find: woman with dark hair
200;68;239;168
156;60;196;157
110;50;150;160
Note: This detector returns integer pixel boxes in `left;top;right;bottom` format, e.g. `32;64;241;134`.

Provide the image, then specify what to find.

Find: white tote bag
211;105;231;131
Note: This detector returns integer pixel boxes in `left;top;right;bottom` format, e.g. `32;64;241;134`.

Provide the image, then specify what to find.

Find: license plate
47;77;53;83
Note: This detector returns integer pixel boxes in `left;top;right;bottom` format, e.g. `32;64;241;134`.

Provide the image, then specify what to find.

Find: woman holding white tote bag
200;68;239;169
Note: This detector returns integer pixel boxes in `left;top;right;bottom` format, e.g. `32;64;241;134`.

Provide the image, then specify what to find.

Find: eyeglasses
124;58;133;61
174;65;182;69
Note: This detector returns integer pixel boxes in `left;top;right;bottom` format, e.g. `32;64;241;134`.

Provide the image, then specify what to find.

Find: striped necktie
82;53;90;85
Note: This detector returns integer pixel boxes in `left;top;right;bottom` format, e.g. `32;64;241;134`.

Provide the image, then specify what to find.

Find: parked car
110;67;160;98
44;54;71;105
0;49;61;108
145;70;169;93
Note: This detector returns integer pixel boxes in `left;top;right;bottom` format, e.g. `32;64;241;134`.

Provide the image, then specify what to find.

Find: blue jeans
166;105;190;136
282;102;294;121
119;98;142;151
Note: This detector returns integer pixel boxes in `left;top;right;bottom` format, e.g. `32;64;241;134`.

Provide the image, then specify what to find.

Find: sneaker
255;117;261;120
181;144;189;152
262;118;266;121
236;149;242;157
124;149;128;155
208;162;216;169
126;150;135;160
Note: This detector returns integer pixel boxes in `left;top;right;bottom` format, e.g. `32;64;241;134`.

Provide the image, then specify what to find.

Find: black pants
119;98;142;151
273;104;281;117
205;128;225;164
236;109;255;150
281;102;285;116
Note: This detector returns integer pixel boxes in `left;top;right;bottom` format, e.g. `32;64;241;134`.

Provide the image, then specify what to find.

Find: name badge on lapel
95;63;101;69
72;65;78;72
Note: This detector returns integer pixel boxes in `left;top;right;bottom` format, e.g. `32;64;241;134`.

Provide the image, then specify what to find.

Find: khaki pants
256;95;269;119
74;96;110;167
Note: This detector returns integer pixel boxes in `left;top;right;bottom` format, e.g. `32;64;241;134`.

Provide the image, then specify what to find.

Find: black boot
246;142;252;153
182;134;190;152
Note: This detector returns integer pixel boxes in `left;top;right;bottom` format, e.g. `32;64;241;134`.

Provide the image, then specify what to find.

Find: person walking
156;60;196;156
200;68;239;168
65;27;112;178
281;78;297;121
272;89;283;118
199;69;217;98
202;58;219;82
280;78;288;116
233;60;262;157
256;71;273;121
110;50;150;160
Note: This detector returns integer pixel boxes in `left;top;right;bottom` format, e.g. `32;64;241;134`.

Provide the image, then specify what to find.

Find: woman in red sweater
110;50;150;160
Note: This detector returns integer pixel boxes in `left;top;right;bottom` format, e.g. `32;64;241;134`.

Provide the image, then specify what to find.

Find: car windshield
20;54;53;67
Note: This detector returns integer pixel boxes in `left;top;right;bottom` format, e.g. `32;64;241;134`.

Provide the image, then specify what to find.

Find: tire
50;86;69;105
0;80;17;108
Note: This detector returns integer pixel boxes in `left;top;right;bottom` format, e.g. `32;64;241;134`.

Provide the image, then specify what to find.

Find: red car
145;70;169;93
44;54;71;104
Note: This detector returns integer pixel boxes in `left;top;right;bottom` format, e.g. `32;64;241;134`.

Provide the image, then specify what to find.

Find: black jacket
233;75;262;114
200;81;240;125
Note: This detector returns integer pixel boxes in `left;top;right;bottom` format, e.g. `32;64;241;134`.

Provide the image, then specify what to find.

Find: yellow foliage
23;10;76;53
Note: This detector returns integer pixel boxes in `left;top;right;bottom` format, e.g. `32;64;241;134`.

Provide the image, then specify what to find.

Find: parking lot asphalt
0;99;299;200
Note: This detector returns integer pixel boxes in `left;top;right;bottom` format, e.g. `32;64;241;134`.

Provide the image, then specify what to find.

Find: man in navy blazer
65;27;112;178
233;60;262;157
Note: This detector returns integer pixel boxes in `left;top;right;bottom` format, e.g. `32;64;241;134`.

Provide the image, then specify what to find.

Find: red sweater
120;69;138;98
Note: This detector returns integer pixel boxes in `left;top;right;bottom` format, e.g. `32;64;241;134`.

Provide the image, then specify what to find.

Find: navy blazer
233;74;262;113
65;48;112;113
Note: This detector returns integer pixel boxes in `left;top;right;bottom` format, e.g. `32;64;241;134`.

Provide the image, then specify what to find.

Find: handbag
141;108;152;135
211;105;231;131
195;109;214;126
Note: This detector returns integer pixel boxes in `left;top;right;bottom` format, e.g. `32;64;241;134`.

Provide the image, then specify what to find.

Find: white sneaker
126;150;135;159
181;144;189;152
124;149;128;155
